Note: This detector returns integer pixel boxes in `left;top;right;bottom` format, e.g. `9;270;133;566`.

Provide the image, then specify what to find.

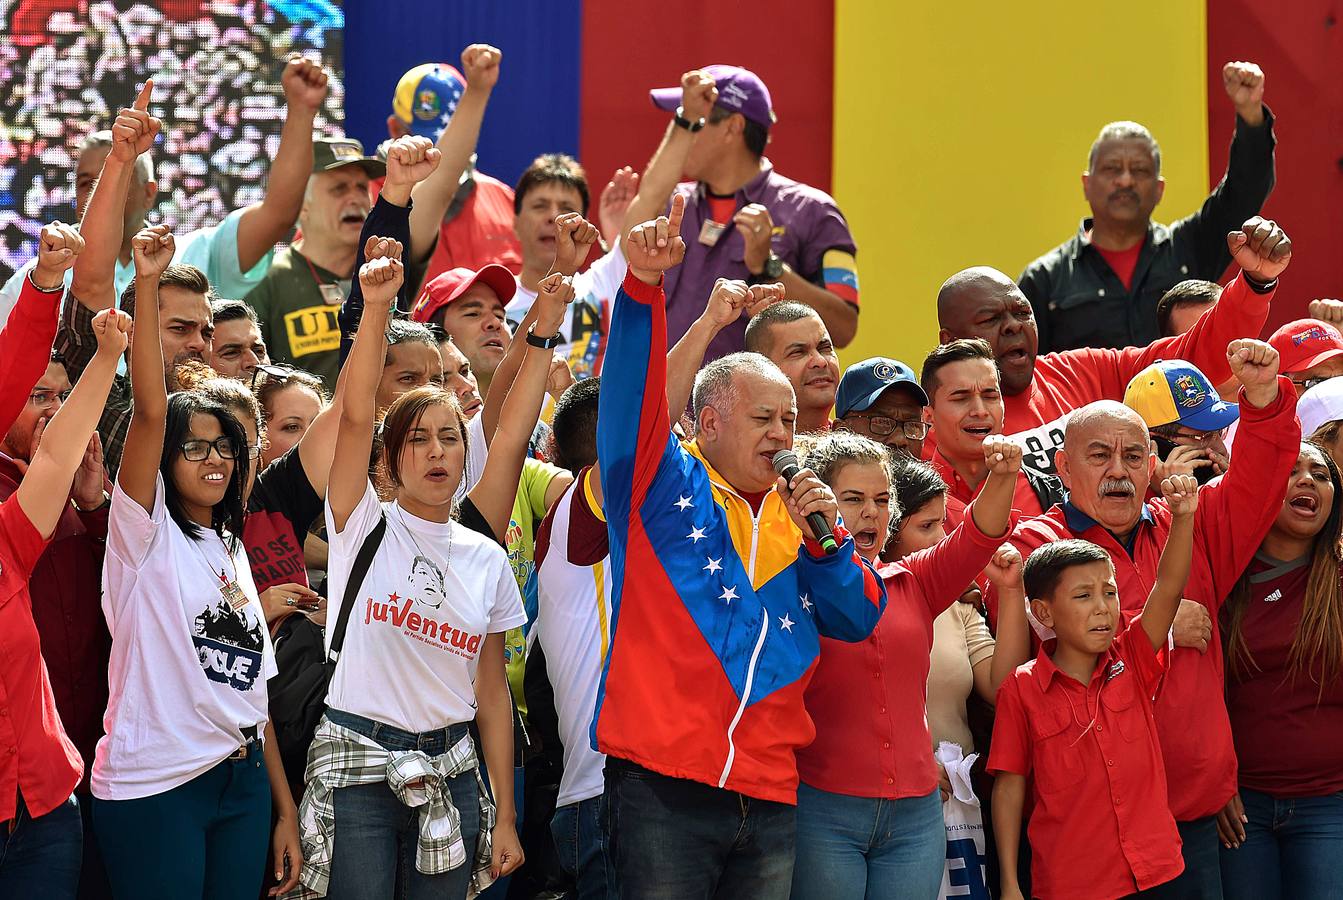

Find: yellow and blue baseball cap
392;63;466;140
1124;359;1239;432
836;357;927;417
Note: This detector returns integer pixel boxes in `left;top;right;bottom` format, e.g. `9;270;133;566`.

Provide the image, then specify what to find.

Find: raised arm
233;57;326;273
18;309;128;539
1141;474;1198;650
407;44;500;267
468;273;575;539
70;80;159;310
666;279;782;418
969;436;1022;540
119;225;176;512
0;224;78;436
293;363;347;499
984;544;1029;699
329;240;401;532
480;213;597;443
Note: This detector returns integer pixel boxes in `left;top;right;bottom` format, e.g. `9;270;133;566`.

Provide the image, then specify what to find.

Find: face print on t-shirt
192;579;267;692
409;555;446;609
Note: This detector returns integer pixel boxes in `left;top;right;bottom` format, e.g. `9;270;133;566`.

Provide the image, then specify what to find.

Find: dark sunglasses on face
249;362;299;390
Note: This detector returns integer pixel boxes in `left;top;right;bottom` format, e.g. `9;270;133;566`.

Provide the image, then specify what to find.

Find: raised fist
553;212;600;277
546;354;576;400
131;224;175;278
461;44;502;90
733;203;775;276
385;135;441;190
626;193;687;282
535;272;576;336
1222;61;1265;118
1308;299;1343;327
282;55;330;113
983;435;1023;475
680;69;719;122
1228;217;1290;283
92;308;132;357
983;544;1023;589
1227;338;1280;395
363;235;404;263
1160;473;1199;518
111;81;161;163
702;278;751;329
359;254;404;311
744;282;786;318
32;222;85;290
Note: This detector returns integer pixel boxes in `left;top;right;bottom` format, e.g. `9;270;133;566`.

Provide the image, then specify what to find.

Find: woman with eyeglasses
90;226;302;899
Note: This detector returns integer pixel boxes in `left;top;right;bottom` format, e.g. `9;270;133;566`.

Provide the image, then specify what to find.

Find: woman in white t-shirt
290;242;529;899
90;227;302;899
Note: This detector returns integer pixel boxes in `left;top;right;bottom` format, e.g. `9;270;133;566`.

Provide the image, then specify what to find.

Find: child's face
1031;559;1120;655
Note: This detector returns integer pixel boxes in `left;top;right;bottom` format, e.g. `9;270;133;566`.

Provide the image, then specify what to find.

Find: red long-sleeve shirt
994;378;1300;821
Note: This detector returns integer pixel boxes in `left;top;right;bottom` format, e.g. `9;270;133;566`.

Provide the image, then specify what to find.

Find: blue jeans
322;710;481;900
1136;815;1222;899
551;795;615;899
604;756;796;899
0;791;82;899
791;782;945;900
93;743;271;900
1219;787;1343;900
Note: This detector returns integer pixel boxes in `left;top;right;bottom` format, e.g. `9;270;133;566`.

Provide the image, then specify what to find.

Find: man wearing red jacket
935;216;1291;474
993;337;1298;899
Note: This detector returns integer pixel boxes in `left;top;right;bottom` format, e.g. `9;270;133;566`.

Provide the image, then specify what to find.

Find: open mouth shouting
853;528;881;553
1287;492;1320;518
424;466;451;485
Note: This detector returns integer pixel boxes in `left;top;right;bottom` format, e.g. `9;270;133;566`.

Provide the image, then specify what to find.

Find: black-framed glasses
250;362;299;391
844;414;930;441
180;437;242;461
1291;376;1331;392
28;389;72;407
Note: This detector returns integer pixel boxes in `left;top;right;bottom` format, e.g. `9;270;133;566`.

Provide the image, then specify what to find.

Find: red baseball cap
411;264;516;324
1268;318;1343;374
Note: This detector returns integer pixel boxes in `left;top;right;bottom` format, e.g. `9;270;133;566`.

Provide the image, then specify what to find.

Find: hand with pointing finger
626;193;687;284
111;81;160;163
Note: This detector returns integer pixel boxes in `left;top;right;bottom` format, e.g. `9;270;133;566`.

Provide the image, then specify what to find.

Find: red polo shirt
925;273;1272;475
989;622;1183;899
797;502;1004;798
930;451;1046;530
0;498;83;821
990;378;1299;821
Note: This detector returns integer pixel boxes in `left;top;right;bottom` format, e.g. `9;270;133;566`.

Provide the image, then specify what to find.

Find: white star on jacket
704;557;723;574
674;495;694;511
687;526;707;543
779;613;795;632
799;593;813;613
719;586;738;604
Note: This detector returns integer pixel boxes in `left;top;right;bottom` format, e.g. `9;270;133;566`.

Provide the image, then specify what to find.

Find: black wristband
1243;273;1278;294
526;326;563;350
673;106;706;133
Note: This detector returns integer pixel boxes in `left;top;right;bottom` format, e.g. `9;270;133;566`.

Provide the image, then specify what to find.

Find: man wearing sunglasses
832;356;930;459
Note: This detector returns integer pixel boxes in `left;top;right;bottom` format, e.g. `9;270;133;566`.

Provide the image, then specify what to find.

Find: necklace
299;249;350;306
395;503;455;578
187;530;250;611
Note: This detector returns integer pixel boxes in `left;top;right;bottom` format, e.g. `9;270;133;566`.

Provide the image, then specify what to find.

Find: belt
227;724;262;761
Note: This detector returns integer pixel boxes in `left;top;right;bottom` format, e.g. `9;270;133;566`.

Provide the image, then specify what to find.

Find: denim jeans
791;782;945;900
1219;787;1343;900
0;791;82;900
93;744;271;900
1136;815;1222;899
323;709;481;900
551;795;615;899
604;757;796;899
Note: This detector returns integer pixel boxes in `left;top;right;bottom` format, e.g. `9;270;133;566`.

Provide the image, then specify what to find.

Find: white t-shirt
532;477;611;807
93;475;276;800
324;482;527;733
506;243;626;381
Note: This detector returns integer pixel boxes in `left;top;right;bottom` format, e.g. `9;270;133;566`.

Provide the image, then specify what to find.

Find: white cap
1298;377;1343;439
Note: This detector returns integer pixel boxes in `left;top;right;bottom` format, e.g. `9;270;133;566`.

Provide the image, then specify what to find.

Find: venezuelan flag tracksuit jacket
593;271;887;804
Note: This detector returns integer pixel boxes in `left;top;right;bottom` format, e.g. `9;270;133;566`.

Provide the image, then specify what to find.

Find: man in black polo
1018;61;1275;353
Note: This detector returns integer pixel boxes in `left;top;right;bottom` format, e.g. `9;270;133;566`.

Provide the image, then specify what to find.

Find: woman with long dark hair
89;226;301;899
290;243;537;899
1218;440;1343;899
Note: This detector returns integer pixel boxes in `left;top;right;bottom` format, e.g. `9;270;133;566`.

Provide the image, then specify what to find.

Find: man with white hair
1019;61;1276;352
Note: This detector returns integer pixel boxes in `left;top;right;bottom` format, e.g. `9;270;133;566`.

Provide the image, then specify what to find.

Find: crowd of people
1;39;1340;900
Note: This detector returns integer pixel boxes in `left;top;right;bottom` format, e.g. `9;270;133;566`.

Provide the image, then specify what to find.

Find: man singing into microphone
594;196;887;898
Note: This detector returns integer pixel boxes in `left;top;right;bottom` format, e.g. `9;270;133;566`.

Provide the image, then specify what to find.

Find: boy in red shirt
990;473;1198;900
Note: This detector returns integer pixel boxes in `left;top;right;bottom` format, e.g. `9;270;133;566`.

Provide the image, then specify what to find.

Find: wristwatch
73;490;111;513
525;324;563;350
673;106;706;133
750;254;785;284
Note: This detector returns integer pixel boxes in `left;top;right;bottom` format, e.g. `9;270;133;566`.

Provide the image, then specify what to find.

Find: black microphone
772;449;839;555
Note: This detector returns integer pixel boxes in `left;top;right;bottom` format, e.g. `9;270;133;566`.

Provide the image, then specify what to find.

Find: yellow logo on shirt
283;306;341;358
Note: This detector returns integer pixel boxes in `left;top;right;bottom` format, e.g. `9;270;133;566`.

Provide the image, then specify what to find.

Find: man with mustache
991;338;1299;900
935;216;1291;475
1017;61;1275;353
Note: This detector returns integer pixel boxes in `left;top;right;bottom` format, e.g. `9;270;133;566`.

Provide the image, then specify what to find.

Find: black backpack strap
327;513;386;663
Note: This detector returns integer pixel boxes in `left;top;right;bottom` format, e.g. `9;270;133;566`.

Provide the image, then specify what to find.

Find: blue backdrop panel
344;0;582;189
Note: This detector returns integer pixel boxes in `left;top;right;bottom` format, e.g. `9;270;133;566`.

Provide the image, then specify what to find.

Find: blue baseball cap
1124;359;1239;432
835;358;927;418
392;63;466;140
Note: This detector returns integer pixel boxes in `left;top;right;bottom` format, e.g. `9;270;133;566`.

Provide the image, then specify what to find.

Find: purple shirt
663;161;857;363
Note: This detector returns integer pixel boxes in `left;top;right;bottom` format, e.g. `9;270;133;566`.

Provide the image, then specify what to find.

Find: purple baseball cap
650;65;776;128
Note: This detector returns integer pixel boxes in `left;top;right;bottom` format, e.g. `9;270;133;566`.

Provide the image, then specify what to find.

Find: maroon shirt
1224;554;1343;797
